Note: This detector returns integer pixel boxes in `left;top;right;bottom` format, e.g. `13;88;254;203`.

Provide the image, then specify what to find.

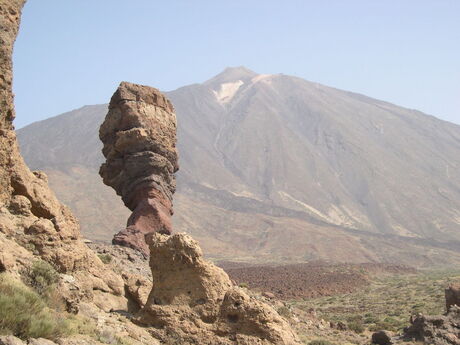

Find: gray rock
28;339;58;345
0;335;25;345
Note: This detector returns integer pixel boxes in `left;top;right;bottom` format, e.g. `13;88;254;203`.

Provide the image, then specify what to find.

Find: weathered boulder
99;82;178;255
446;284;460;312
137;233;301;345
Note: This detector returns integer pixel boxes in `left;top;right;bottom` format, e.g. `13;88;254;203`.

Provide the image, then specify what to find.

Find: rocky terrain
17;68;460;267
399;284;460;344
225;263;416;300
3;1;460;345
0;2;301;344
0;0;124;307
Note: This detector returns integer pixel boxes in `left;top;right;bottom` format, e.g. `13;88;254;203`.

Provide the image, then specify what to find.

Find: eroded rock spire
99;82;178;255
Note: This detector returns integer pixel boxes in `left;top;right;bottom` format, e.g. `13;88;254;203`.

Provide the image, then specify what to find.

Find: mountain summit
205;66;258;85
18;68;460;266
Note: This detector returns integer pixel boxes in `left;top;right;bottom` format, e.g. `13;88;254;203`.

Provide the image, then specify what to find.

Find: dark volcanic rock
99;82;178;255
403;306;460;345
371;330;393;345
446;284;460;312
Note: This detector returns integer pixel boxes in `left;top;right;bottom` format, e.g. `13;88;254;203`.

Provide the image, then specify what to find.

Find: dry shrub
0;273;69;340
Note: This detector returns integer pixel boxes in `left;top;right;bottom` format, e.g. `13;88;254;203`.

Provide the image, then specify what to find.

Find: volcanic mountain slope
18;67;460;266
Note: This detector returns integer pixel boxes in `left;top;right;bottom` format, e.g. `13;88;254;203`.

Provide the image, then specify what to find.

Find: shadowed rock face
99;82;178;255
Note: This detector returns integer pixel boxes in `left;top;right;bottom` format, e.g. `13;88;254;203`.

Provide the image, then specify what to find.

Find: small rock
262;291;275;299
28;339;58;345
371;330;393;345
8;195;31;216
0;335;25;345
445;284;460;311
331;321;347;331
60;274;76;284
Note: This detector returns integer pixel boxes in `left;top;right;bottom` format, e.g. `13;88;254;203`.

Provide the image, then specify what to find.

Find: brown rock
0;0;124;310
446;284;460;311
123;272;152;309
99;82;178;255
371;330;393;345
137;233;300;345
263;291;276;299
403;306;460;345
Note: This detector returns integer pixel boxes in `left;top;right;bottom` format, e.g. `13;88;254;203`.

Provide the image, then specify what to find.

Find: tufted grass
0;273;69;340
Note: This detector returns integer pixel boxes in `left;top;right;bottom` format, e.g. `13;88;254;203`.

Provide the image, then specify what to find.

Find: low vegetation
26;260;59;295
0;267;99;342
98;253;113;264
294;269;460;333
308;340;336;345
0;273;68;340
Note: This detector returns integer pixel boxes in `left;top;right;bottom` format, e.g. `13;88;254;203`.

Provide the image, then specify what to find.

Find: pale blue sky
13;0;460;128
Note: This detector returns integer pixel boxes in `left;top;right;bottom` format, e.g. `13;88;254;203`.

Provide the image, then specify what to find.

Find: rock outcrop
401;285;460;345
99;82;178;255
371;330;394;345
446;284;460;312
0;0;124;312
99;83;299;343
137;233;300;345
402;306;460;345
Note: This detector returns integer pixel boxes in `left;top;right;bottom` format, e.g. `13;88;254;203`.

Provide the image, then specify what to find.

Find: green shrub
347;320;365;333
277;306;291;318
98;253;112;264
238;282;248;288
308;340;335;345
27;260;59;295
0;273;69;340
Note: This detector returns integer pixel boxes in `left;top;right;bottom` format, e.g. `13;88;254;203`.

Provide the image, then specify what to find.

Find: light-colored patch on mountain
229;190;260;199
212;80;243;104
393;224;419;238
278;191;334;223
251;74;273;84
279;191;366;229
452;213;460;225
327;204;369;229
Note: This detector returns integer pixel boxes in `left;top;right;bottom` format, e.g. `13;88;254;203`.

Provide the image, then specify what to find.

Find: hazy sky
13;0;460;128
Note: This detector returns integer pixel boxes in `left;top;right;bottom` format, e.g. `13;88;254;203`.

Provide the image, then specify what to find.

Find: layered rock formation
99;82;178;255
0;0;124;313
137;233;300;345
100;83;300;344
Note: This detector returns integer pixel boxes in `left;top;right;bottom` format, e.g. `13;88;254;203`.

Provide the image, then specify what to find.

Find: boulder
137;233;301;345
446;284;460;311
371;330;393;345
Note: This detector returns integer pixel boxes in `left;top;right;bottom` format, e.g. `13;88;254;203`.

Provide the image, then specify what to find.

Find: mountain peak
204;66;258;87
